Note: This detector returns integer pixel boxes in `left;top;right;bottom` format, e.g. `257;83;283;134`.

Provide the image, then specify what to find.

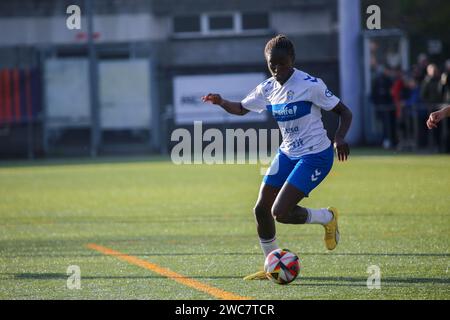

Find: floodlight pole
338;0;362;144
86;0;100;157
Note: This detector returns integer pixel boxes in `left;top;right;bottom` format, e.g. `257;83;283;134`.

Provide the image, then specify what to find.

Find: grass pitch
0;151;449;299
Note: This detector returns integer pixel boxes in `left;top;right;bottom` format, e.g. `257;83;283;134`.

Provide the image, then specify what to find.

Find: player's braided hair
264;34;295;61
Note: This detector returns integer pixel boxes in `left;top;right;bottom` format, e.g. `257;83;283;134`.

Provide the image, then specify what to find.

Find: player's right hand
201;93;223;105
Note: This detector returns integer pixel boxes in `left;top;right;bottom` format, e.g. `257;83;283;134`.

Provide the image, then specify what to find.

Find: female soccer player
202;35;352;280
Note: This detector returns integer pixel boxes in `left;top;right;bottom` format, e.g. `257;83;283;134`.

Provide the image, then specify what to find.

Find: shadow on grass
302;252;450;257
0;147;431;169
4;273;449;287
5;273;243;280
1;252;261;258
292;276;450;287
0;155;171;169
3;252;449;258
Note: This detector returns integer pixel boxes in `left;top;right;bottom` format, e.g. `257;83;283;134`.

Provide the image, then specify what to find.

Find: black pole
86;0;100;157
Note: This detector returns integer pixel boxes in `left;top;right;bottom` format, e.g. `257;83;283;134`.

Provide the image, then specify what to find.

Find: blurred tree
361;0;450;62
361;0;450;36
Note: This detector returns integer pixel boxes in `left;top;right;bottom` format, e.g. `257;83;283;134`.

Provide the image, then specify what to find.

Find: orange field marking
86;243;250;300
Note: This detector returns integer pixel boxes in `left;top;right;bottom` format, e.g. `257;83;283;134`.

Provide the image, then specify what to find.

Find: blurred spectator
386;47;401;69
406;77;421;106
397;76;420;150
416;53;429;83
391;68;406;119
420;64;443;149
390;68;407;148
440;59;450;103
370;54;450;152
420;64;442;104
411;64;422;84
371;65;395;149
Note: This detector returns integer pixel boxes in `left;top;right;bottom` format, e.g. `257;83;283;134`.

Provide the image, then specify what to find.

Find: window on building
173;15;201;33
208;14;234;31
172;12;270;37
242;12;269;30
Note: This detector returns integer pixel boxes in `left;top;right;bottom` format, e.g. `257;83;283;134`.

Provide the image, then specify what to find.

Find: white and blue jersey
241;68;339;195
241;68;340;159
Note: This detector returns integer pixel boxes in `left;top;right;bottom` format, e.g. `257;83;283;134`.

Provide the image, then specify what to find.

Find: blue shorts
263;145;334;196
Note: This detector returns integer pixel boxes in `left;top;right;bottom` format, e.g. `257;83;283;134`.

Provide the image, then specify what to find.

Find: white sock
259;236;279;257
306;208;333;225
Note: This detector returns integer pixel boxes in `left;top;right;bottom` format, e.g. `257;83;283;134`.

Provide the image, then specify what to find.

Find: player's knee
271;204;288;223
253;204;270;218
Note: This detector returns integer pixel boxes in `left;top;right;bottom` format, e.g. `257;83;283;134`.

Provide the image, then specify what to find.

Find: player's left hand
426;110;444;129
333;137;349;161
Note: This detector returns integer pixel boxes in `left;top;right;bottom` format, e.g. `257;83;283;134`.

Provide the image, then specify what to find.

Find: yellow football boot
324;207;340;250
243;270;268;280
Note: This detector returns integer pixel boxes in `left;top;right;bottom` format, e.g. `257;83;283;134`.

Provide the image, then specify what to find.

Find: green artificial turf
0;151;449;299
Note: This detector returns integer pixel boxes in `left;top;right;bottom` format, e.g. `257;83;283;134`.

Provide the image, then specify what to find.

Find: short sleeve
241;85;268;113
310;79;340;111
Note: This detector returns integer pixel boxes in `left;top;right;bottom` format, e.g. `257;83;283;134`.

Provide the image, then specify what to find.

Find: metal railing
369;102;449;152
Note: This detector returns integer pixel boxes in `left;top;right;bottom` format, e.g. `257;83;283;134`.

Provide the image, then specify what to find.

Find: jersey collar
274;68;297;89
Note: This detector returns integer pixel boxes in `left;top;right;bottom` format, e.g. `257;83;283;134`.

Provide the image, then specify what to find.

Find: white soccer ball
264;248;301;284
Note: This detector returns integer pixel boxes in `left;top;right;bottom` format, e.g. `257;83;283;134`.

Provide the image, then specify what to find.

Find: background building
0;0;448;158
0;0;341;158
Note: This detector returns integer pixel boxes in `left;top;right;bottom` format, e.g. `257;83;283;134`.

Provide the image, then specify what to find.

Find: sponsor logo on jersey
283;126;299;134
267;101;312;122
325;89;333;97
273;104;297;117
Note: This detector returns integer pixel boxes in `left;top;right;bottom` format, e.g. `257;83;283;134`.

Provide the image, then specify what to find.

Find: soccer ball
264;248;300;284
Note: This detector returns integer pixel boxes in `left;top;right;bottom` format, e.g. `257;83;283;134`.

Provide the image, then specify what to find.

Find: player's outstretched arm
426;105;450;129
201;93;250;116
331;101;353;161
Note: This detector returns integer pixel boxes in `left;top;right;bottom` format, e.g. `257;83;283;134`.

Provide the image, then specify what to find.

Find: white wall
0;14;169;46
0;9;335;47
271;10;333;35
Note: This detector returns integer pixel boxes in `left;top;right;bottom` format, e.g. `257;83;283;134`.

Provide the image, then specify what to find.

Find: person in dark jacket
371;65;395;148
